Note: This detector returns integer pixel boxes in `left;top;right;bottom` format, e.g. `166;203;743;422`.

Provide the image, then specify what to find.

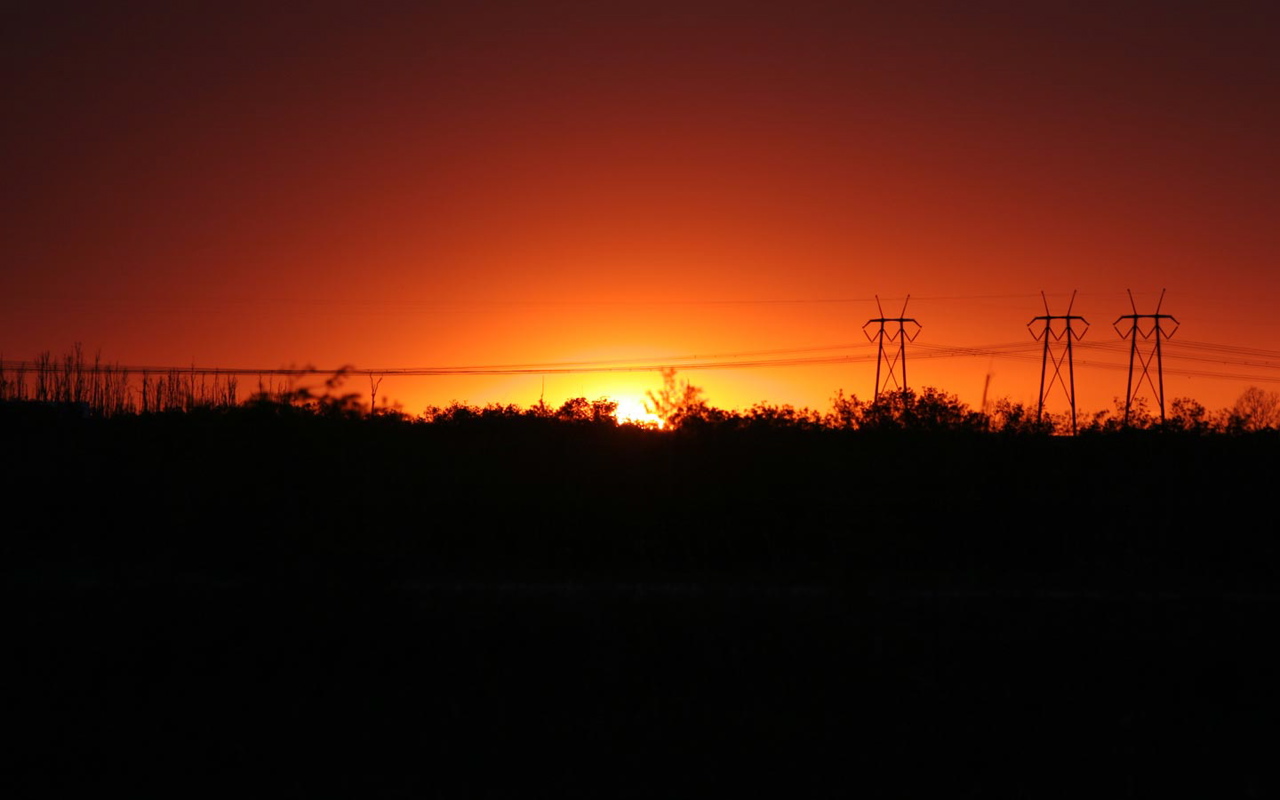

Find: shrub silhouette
1164;397;1221;434
555;396;618;424
986;398;1055;435
6;345;1277;438
824;389;868;430
644;368;713;429
858;387;985;432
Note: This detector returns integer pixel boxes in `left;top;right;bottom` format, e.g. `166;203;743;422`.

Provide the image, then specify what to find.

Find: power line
4;335;1280;385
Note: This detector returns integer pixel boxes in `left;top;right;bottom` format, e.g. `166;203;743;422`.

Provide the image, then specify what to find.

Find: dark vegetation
6;347;1280;433
7;350;1280;796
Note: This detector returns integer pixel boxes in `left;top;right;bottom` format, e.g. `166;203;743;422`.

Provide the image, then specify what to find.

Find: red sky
4;1;1278;417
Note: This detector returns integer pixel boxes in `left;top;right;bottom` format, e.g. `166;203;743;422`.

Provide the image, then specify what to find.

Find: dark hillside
7;410;1280;796
7;409;1278;586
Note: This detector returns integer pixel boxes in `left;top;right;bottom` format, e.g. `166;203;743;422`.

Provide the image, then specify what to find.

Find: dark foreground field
7;409;1280;796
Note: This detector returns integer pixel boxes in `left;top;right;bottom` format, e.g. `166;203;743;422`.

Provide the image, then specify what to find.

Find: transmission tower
863;295;921;399
1113;289;1179;424
1028;290;1088;433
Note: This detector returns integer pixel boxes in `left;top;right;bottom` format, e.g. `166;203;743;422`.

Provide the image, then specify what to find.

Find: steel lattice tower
863;295;921;399
1113;289;1179;425
1028;290;1089;433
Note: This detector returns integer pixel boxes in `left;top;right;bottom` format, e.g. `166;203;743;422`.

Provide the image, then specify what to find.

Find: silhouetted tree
644;368;713;429
860;388;984;432
246;365;362;418
1082;396;1155;432
741;402;824;430
421;401;479;424
554;396;619;424
1164;397;1220;434
825;389;866;430
591;397;619;424
986;398;1056;435
556;397;592;422
1232;386;1280;431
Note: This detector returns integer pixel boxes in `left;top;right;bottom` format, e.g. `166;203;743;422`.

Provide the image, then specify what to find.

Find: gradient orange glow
3;3;1278;417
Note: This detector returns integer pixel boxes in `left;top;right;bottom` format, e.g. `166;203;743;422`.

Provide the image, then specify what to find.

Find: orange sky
3;2;1278;418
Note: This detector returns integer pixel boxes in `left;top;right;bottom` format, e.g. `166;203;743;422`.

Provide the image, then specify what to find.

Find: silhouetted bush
986;398;1056;435
3;346;1271;438
857;387;986;432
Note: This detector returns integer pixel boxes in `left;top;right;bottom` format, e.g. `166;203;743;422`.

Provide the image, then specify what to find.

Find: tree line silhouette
9;352;1280;797
4;347;1279;433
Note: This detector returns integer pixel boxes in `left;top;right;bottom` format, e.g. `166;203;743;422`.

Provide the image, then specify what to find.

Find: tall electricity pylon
1028;290;1088;433
1113;289;1179;425
863;295;921;399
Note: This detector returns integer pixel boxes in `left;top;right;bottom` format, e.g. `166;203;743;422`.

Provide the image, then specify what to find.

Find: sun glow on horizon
614;396;664;428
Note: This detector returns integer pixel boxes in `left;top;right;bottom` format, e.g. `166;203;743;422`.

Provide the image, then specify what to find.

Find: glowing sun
614;396;664;428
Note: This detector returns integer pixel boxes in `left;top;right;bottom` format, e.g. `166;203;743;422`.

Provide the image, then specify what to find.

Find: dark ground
7;409;1280;796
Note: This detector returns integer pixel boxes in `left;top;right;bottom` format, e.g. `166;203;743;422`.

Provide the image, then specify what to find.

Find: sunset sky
4;1;1278;418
